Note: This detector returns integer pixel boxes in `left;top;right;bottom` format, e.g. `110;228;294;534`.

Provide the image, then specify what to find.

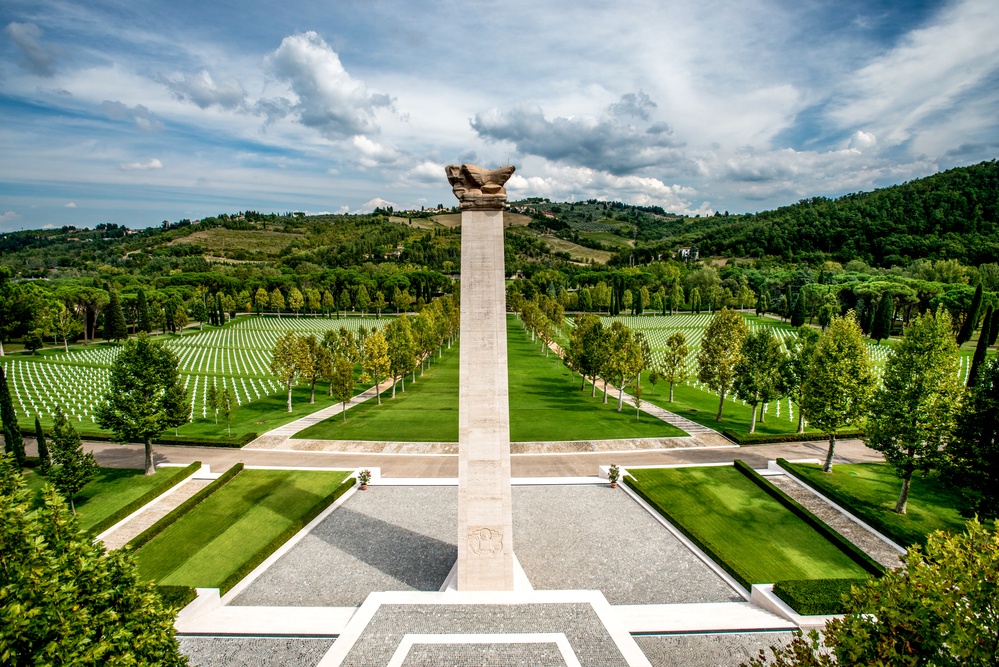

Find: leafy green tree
786;326;820;434
0;457;189;665
172;303;188;333
869;291;894;343
287;287;305;316
697;308;748;421
23;330;43;354
269;288;285;315
253;287;268;315
102;291;128;343
331;355;356;422
34;415;50;474
689;287;701;314
206;383;220;423
943;358;999;519
337;288;352;318
604;322;644;412
188;298;209;330
385;315;415;397
95;334;189;475
49;303;83;352
801;313;874;472
733;329;791;433
220;384;236;437
270;330;309;412
306;288;321;314
967;305;993;387
866;310;962;513
956;282;983;345
392;288;411;314
659;331;689;402
0;265;16;356
0;365;25;468
372;290;387;318
48;406;99;513
301;334;333;404
362;330;390;405
744;520;999;667
321;289;335;317
567;314;605;395
355;284;371;317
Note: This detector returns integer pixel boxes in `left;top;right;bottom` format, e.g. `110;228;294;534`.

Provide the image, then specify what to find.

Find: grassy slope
783;462;971;546
23;466;187;532
296;318;686;441
629;466;871;584
134;469;349;588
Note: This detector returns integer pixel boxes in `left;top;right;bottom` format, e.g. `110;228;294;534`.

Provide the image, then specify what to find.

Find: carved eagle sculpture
446;164;515;202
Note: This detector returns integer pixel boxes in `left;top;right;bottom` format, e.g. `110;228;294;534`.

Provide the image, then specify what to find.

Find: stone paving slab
179;636;335;667
766;474;904;569
635;632;795;667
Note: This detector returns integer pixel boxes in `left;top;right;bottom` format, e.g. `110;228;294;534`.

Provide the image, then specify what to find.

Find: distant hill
679;160;999;267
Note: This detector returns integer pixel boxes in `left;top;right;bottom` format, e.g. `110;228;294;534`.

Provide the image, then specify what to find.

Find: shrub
723;430;864;446
155;585;198;611
772;578;868;615
89;461;201;535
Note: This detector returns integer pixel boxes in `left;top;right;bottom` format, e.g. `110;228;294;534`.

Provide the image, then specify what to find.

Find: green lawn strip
778;461;970;547
507;318;686;441
133;469;352;591
294;340;460;441
22;465;195;533
625;465;872;589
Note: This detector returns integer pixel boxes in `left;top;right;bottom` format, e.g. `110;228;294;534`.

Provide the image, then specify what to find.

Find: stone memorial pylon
446;163;517;591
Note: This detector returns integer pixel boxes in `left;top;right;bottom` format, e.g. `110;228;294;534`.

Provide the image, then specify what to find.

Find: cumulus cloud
4;22;59;76
356;197;394;213
62;202;77;208
507;164;705;215
164;70;246;109
406;160;446;183
350;135;402;168
101;101;162;130
266;31;393;140
471;92;686;175
848;130;877;151
119;158;163;171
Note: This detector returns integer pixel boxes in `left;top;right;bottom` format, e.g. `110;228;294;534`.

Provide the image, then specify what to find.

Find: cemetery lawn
23;466;190;533
781;462;971;547
296;319;687;441
133;469;351;590
627;466;871;586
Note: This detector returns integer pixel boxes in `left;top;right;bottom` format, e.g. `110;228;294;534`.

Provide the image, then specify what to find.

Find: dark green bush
772;578;868;615
155;585;198;611
127;463;244;550
722;430;864;445
217;476;356;594
734;460;884;577
89;461;201;535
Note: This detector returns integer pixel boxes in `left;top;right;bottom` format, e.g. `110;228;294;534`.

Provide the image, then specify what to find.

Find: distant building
676;246;699;261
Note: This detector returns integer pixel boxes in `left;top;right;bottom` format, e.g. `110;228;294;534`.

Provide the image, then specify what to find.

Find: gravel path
178;637;334;667
636;632;795;667
514;485;742;604
98;478;213;550
767;475;904;569
232;486;458;607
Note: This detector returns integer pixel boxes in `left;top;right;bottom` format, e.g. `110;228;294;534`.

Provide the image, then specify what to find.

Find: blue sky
1;0;997;231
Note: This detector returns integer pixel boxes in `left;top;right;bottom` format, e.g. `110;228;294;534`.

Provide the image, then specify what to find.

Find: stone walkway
97;477;213;550
767;473;904;569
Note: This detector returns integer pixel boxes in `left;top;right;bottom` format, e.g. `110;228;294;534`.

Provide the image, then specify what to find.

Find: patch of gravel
232;486;457;607
767;475;904;569
635;632;795;667
178;636;334;667
401;642;567;666
340;604;627;667
512;485;743;604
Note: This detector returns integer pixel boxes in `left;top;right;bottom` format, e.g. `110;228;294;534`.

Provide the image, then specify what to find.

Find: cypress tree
790;290;807;327
137;289;151;333
103;291;128;342
957;283;984;345
989;306;999;347
34;414;50;473
968;305;993;387
0;365;25;467
871;292;894;344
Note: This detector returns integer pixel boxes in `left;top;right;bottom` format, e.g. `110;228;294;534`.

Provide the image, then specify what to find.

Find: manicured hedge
733;460;884;577
217;476;356;594
126;463;244;551
722;430;864;445
772;578;867;615
623;473;753;590
155;585;198;611
16;427;255;448
90;461;201;535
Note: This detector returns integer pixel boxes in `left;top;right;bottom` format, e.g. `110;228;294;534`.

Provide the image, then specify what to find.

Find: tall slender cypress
0;365;25;467
871;292;894;344
968;305;993;387
137;289;151;333
103;291;128;342
957;283;984;345
34;414;50;472
989;307;999;347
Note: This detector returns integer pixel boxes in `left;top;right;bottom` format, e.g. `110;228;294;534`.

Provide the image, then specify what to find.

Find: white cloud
266;32;394;140
4;22;59;77
848;130;877;151
350;135;402;168
119;158;163;171
100;101;163;130
164;70;246;110
0;211;20;222
405;160;445;183
62;202;77;208
355;197;394;213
